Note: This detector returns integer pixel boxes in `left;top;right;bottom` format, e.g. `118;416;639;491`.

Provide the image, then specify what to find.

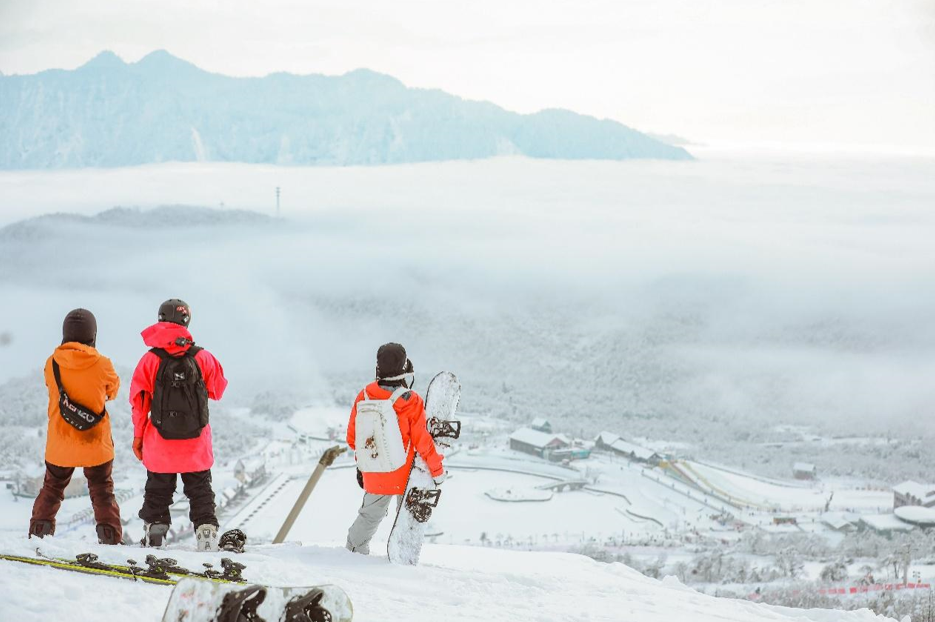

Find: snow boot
28;519;54;539
142;522;169;548
96;523;120;545
196;524;219;552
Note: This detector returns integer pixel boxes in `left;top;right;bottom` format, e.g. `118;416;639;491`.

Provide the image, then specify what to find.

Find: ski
386;371;461;565
35;549;248;584
162;577;354;622
0;551;175;586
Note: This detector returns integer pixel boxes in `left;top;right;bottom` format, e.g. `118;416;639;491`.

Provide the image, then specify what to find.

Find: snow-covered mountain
0;50;692;169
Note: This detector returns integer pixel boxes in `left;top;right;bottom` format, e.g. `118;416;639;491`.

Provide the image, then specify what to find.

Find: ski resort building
793;462;817;480
530;418;553;433
548;447;592;463
509;428;570;458
821;512;859;533
595;431;621;449
893;481;935;509
594;432;660;465
234;457;268;486
858;513;916;535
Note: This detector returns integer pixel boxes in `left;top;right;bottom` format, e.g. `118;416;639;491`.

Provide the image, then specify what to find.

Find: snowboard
162;577;353;622
386;371;461;565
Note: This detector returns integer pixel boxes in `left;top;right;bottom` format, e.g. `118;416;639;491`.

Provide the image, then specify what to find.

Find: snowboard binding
74;552;104;568
144;554;182;578
428;418;461;439
221;558;247;582
405;487;441;523
216;585;266;622
283;589;332;622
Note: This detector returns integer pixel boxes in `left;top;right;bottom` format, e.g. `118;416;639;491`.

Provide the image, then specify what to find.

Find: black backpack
150;346;209;440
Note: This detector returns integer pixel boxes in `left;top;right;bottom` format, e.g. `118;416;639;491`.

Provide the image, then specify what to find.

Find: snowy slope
0;534;897;622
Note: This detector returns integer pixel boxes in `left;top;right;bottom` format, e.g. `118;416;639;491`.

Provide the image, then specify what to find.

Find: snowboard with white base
161;577;353;622
386;371;461;566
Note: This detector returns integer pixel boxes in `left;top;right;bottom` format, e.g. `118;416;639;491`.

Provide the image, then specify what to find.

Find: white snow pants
346;493;399;555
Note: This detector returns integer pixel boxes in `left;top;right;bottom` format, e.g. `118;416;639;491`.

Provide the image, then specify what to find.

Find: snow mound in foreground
0;535;896;622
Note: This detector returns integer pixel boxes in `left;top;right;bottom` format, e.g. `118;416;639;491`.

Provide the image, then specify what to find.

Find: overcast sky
1;0;933;151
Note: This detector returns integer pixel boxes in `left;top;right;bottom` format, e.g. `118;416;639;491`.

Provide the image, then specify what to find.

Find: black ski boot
96;524;120;545
28;519;54;539
283;590;332;622
217;585;266;622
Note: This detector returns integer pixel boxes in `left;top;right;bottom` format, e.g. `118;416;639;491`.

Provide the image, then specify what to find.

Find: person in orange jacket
345;343;445;555
30;308;123;544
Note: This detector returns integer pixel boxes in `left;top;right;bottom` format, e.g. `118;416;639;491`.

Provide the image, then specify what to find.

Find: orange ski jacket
43;342;120;468
346;382;444;496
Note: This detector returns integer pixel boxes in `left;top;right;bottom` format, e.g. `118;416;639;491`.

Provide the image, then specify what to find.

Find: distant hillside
0;206;273;243
0;50;692;168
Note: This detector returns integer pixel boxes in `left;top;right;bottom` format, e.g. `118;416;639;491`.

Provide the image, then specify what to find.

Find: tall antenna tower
276;186;281;218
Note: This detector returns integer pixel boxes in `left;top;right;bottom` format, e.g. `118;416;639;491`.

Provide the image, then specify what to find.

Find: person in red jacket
345;343;445;555
129;299;228;551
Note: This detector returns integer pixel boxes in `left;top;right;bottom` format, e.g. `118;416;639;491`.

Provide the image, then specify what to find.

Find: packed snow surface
0;534;898;622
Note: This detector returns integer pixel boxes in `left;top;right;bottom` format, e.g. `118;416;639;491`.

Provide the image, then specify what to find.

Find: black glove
356;468;364;489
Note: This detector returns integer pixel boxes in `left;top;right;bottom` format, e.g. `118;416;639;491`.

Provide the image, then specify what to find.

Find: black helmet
158;299;191;327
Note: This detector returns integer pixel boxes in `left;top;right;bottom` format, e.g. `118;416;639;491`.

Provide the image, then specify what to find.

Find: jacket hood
54;342;102;370
141;322;195;354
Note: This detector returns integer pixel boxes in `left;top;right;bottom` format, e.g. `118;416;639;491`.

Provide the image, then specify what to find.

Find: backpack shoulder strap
149;347;170;360
187;345;204;358
361;385;370;402
388;386;411;405
51;359;65;394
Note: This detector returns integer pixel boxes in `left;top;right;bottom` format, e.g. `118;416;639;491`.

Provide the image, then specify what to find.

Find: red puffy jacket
346;382;444;495
129;322;228;474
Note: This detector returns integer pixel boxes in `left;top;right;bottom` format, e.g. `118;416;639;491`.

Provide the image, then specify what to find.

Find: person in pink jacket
129;299;228;550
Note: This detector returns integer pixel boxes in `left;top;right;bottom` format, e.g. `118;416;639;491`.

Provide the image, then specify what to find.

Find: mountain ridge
0;49;692;169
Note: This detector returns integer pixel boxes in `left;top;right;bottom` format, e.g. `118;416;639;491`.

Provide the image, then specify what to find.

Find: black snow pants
138;470;218;527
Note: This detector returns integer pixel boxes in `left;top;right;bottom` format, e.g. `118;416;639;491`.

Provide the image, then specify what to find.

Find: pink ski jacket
129;322;228;474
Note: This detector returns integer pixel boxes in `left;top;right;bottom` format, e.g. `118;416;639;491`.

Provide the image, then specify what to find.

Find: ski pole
273;445;346;544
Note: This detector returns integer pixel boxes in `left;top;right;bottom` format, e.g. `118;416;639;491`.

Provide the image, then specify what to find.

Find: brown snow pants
30;460;122;541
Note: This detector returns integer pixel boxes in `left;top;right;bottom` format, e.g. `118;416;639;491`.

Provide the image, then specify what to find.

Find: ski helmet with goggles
376;342;414;388
158;299;192;327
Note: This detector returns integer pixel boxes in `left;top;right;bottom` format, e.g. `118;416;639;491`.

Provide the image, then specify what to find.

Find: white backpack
354;386;410;473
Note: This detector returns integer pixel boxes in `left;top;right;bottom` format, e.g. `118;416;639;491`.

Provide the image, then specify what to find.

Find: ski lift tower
276;186;281;218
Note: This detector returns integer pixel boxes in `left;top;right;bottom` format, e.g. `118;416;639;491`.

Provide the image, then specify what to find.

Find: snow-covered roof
893;480;935;501
859;513;915;533
530;417;551;428
894;506;935;526
610;439;658;460
821;513;858;531
510;428;568;449
595;431;620;445
793;462;816;473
